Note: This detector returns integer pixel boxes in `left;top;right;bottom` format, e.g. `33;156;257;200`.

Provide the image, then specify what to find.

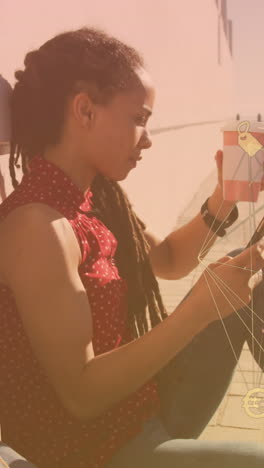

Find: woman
1;26;264;468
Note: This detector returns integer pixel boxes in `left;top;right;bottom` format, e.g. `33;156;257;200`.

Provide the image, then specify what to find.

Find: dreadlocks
9;26;168;339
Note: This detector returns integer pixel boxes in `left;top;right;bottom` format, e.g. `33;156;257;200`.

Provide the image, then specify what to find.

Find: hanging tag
238;121;264;157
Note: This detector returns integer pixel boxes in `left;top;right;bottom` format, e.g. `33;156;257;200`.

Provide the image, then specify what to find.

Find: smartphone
245;216;264;249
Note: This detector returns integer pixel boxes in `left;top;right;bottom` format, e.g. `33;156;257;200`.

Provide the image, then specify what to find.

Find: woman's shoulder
0;202;82;285
0;200;65;233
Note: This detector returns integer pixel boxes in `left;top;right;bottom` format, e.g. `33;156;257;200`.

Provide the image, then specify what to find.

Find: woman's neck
42;144;97;195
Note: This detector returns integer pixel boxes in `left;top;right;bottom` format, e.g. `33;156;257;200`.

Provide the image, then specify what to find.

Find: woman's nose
141;129;152;150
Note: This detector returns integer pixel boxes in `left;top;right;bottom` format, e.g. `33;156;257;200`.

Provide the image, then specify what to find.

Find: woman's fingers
208;249;263;292
214;149;223;163
208;256;232;270
231;240;264;275
248;269;263;289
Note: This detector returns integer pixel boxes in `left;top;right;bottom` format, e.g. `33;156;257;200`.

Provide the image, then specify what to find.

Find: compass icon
242;387;264;419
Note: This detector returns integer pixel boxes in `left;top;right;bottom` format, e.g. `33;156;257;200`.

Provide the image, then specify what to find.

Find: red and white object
221;120;264;202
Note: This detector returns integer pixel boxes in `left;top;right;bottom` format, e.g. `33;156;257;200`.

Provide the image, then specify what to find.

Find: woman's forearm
165;186;237;279
73;291;209;421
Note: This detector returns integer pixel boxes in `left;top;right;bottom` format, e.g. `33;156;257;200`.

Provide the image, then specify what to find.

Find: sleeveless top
0;155;160;468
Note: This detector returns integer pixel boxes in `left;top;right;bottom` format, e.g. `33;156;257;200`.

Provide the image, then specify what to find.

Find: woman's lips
129;159;137;168
128;154;142;168
130;155;142;162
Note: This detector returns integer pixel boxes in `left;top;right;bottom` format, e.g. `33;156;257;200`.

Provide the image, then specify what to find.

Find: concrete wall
0;0;234;221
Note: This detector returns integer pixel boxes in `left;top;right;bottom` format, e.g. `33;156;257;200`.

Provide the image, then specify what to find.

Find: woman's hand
190;240;264;325
205;150;238;222
214;150;224;193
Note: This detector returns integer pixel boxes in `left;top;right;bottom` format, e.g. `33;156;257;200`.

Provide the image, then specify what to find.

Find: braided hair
9;26;168;339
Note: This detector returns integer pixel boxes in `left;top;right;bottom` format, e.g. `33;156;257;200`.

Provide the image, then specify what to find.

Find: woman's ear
84;111;93;121
71;92;95;128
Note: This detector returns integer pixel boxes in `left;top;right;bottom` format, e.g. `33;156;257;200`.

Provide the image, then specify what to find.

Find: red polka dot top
0;155;160;468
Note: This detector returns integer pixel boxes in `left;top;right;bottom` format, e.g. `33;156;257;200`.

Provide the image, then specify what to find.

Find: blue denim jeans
106;248;264;467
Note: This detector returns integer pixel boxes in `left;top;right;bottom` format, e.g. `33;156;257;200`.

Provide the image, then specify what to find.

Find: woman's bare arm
1;203;218;421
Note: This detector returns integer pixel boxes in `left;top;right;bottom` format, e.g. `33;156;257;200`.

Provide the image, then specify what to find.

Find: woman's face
84;67;155;181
